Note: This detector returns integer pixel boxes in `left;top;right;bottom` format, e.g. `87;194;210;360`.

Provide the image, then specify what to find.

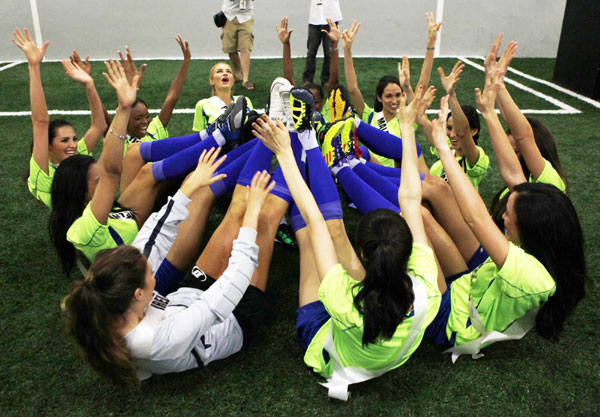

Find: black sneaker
206;96;247;140
275;223;298;251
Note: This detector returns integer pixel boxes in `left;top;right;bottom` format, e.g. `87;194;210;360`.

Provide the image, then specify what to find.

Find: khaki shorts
222;17;254;54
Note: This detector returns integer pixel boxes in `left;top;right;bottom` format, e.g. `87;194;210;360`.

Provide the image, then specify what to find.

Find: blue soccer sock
140;132;225;162
237;141;275;187
210;146;253;197
333;164;399;214
305;147;342;221
351;160;400;206
151;136;223;182
354;116;422;160
270;133;304;202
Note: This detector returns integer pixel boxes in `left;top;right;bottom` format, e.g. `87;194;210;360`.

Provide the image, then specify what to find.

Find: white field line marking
29;0;43;48
460;57;581;114
434;0;444;56
0;61;25;72
0;108;576;117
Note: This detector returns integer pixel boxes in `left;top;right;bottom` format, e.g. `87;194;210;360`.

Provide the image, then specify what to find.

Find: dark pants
303;24;333;85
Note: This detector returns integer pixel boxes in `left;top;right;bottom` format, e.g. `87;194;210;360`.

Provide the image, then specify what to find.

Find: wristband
426;47;435;51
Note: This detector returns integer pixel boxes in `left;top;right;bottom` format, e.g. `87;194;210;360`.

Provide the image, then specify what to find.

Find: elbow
32;117;50;127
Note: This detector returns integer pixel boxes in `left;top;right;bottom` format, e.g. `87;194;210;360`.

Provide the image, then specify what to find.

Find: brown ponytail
62;246;147;386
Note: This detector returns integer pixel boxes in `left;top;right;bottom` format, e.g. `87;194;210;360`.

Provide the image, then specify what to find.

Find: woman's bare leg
121;143;146;192
165;185;216;272
326;218;365;281
118;163;160;228
296;227;320;307
421;205;467;277
422;175;480;262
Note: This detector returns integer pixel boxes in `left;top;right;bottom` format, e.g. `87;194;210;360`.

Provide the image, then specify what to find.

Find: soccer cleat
267;77;292;120
339;116;362;159
328;84;351;122
320;119;346;167
275;223;298;251
289;87;315;132
206;96;247;140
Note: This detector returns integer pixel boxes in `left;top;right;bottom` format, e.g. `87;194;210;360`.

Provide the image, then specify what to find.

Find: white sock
348;157;362;169
213;130;226;146
200;129;209;140
330;161;349;177
298;129;319;150
354;115;362;128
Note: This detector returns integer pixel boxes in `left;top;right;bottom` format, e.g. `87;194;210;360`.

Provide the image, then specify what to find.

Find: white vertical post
29;0;43;48
434;0;445;56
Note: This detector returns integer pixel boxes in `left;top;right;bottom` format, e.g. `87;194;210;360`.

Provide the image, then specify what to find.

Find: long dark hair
62;246;147;386
48;154;95;276
373;75;401;113
24;119;75;183
354;209;415;346
490;117;568;229
448;104;480;144
512;183;586;340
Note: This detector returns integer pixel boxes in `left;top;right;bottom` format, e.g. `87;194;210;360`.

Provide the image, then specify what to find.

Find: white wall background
1;0;566;62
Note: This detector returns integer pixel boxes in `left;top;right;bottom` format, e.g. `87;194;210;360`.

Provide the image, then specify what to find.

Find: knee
124;143;143;164
422;175;452;200
326;219;346;241
138;163;155;184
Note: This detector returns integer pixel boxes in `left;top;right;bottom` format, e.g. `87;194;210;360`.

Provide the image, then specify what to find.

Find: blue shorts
424;288;455;348
296;301;331;362
154;258;184;296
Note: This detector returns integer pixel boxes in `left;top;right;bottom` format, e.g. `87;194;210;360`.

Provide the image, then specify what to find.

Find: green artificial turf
1;56;599;416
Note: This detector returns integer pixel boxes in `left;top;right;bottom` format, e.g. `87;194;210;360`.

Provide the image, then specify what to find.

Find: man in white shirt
222;0;255;90
303;0;342;86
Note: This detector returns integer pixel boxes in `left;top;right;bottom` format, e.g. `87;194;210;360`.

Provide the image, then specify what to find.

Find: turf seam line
0;61;24;72
460;57;581;114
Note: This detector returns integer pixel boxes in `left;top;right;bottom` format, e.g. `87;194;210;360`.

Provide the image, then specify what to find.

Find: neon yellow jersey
447;243;556;346
320;97;331;124
429;146;490;190
28;139;91;208
192;95;254;132
304;243;441;378
499;158;566;200
66;204;139;262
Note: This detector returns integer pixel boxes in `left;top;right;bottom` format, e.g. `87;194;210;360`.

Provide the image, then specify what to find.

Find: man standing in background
303;0;342;86
221;0;255;89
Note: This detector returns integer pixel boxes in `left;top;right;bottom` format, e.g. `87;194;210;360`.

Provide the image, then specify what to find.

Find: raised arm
397;86;430;246
70;50;112;131
12;28;50;173
89;60;138;225
493;42;546;179
416;12;442;89
415;84;437;145
62;60;107;152
342;21;365;116
253;116;338;280
119;46;146;89
398;56;415;103
476;68;526;190
324;18;341;93
438;61;480;166
276;16;296;85
431;96;510;268
157;36;191;128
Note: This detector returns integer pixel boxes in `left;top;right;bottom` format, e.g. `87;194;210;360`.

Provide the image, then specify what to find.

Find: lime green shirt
304;243;441;378
28;140;91;208
499;158;566;199
447;243;556;346
429;146;490;190
361;104;397;168
66;204;139;262
192;95;254;132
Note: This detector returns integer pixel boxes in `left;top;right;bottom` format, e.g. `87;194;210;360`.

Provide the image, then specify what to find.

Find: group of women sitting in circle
12;11;586;401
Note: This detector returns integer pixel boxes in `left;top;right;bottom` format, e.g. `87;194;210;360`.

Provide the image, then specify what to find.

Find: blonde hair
208;62;234;96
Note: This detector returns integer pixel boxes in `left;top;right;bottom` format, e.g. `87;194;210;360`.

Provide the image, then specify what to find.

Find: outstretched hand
417;85;437;117
62;60;93;85
252;115;291;155
438;60;464;95
484;33;518;76
103;59;138;108
475;68;504;114
11;28;49;66
426;12;442;42
175;35;191;61
245;170;276;211
276;16;294;44
431;95;450;149
322;19;341;44
398;56;412;93
181;147;227;195
341;20;361;51
118;46;146;89
398;84;427;126
70;50;91;75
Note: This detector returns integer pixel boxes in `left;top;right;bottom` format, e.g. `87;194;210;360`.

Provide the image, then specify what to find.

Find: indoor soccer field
1;56;599;416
